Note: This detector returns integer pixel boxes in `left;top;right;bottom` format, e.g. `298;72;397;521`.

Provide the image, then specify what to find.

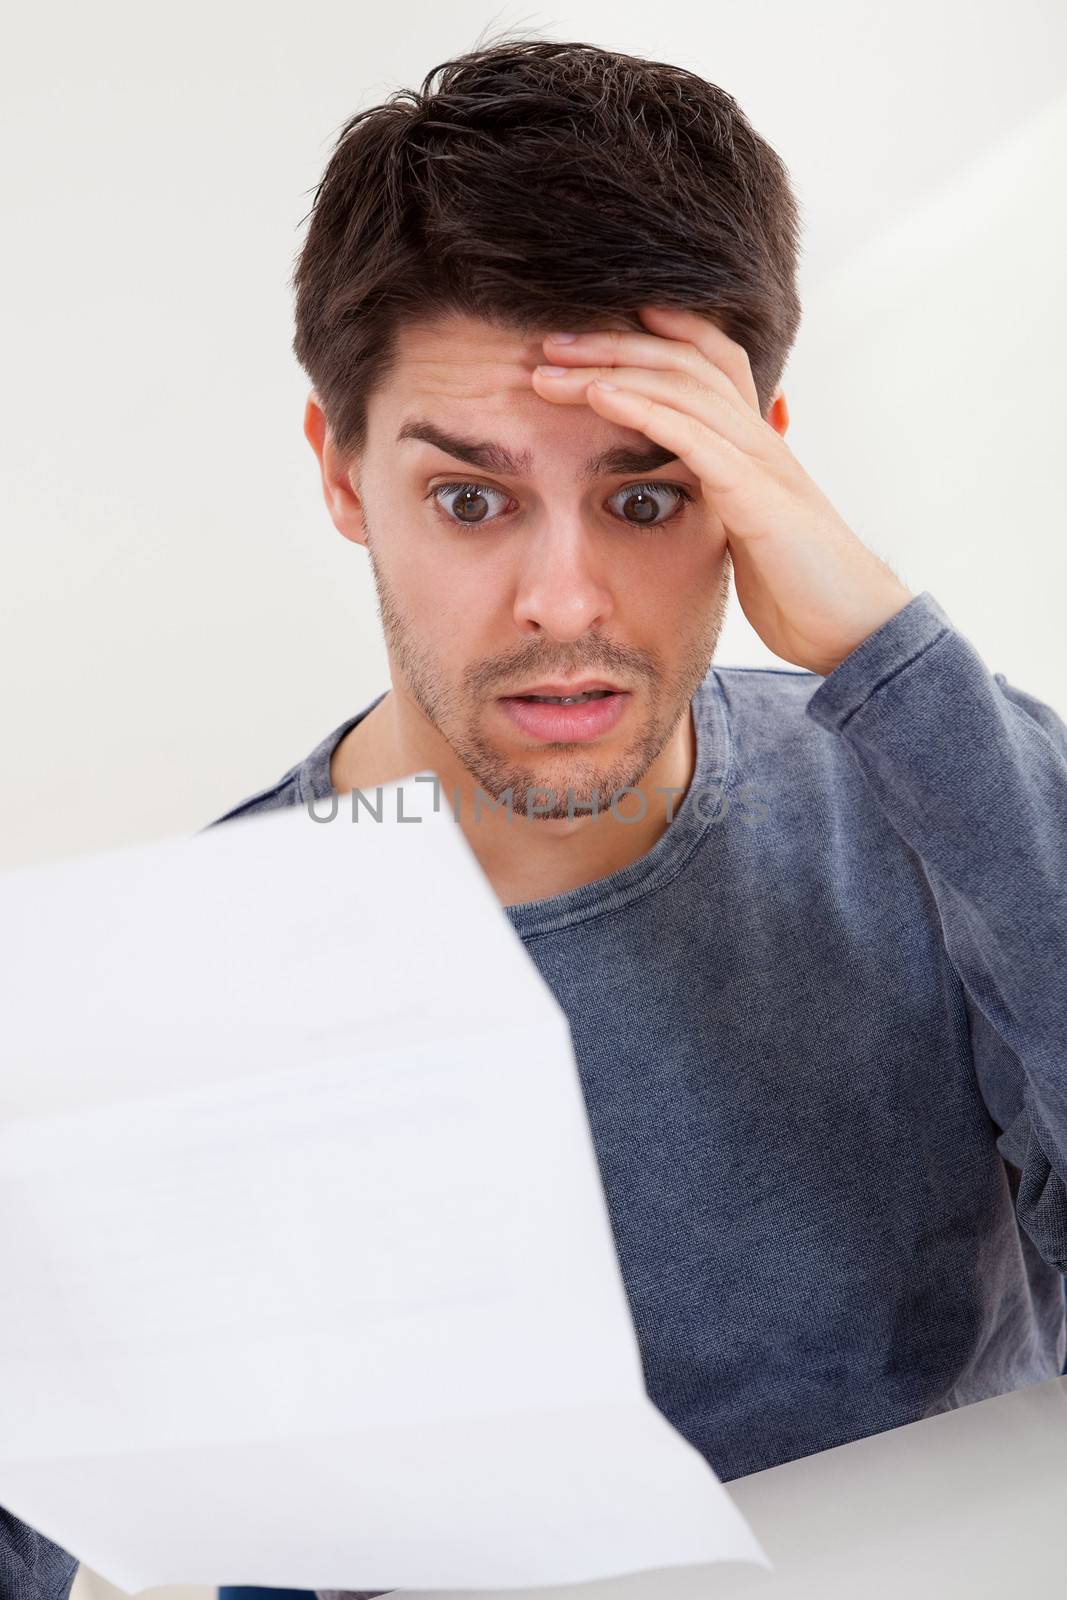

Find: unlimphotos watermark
306;774;769;829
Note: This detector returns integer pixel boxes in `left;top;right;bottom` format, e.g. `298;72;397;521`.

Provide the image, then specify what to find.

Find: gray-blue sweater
8;589;1066;1597
208;588;1067;1473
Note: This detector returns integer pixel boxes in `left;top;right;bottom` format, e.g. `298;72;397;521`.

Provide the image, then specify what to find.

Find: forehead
363;308;687;485
378;310;636;407
367;308;684;476
367;308;659;473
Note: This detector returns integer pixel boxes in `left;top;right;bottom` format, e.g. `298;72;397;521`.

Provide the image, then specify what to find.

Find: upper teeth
526;690;612;704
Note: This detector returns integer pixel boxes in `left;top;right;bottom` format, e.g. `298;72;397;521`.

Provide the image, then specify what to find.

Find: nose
511;514;615;640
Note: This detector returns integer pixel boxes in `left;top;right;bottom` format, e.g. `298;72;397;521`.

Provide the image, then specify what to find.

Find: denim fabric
216;1591;384;1600
219;1590;323;1600
215;1591;384;1600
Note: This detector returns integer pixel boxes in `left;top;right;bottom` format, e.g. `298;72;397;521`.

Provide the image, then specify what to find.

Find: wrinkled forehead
377;309;639;411
358;308;687;485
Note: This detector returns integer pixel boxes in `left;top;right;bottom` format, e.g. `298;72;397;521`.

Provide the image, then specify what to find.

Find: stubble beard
364;527;732;822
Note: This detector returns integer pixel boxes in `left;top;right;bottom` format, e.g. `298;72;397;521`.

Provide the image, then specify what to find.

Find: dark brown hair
292;34;803;460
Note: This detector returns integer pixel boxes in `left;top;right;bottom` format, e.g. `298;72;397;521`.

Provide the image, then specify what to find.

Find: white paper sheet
0;774;769;1594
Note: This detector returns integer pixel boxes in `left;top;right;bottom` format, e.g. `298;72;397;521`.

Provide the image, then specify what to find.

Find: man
9;33;1066;1600
209;35;1066;1600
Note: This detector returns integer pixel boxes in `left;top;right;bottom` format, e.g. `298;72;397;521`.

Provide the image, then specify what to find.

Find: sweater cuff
805;590;953;733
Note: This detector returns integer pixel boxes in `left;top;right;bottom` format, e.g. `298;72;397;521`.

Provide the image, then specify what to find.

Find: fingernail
546;332;578;343
537;364;569;376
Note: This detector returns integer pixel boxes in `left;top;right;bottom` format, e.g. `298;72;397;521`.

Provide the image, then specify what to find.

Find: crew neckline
503;669;731;937
297;672;732;939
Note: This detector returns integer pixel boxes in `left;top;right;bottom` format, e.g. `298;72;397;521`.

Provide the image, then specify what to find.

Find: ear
303;392;369;547
765;389;790;437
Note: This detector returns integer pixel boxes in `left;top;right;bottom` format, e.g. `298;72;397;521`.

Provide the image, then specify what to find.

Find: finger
635;306;762;416
579;379;757;502
531;362;773;459
541;324;755;423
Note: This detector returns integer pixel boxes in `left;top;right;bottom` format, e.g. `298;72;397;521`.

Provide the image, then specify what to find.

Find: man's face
329;310;732;819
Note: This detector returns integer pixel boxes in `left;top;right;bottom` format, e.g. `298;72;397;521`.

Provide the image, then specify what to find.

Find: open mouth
497;689;630;743
514;689;615;705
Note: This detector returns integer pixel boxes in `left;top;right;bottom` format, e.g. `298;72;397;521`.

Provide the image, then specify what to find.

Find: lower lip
497;692;630;742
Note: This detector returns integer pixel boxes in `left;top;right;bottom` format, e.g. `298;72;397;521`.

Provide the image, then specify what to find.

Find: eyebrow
396;419;680;479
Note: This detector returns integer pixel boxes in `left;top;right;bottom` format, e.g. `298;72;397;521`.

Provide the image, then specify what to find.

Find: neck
330;688;698;908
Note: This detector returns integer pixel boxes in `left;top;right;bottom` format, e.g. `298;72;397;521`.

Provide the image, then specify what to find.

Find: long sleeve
805;589;1067;1272
0;1508;77;1600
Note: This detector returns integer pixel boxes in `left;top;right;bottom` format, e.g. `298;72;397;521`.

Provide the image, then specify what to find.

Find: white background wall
0;2;1064;1595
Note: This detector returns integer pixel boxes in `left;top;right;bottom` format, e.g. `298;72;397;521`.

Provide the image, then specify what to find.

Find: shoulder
706;659;823;750
704;659;875;816
200;764;307;832
711;660;819;702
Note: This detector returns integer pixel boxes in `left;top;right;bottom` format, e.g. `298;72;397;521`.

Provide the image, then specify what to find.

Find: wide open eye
428;478;693;529
607;482;692;526
430;482;515;525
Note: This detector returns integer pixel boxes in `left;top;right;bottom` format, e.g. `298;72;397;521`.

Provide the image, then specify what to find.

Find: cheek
419;536;515;623
682;519;730;603
632;527;728;623
386;539;506;657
